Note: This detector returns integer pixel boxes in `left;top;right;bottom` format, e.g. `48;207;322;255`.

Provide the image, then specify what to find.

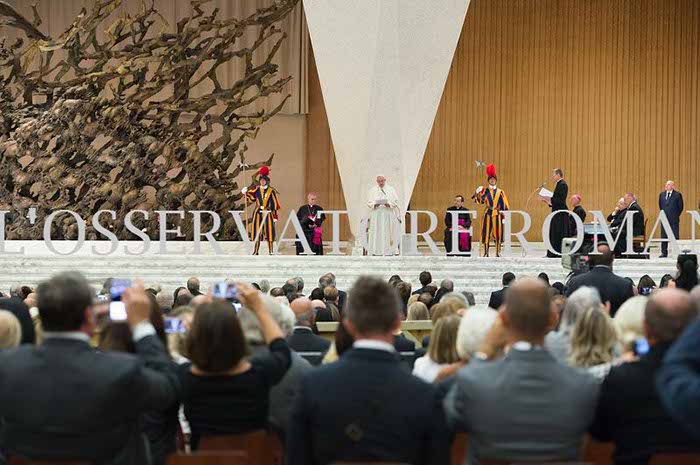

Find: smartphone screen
213;282;237;300
164;317;186;334
634;338;650;356
109;279;131;321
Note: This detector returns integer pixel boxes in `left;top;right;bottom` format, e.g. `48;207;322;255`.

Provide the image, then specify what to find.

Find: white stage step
0;241;679;305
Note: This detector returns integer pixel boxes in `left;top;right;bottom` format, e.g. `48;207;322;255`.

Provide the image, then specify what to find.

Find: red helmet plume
486;164;497;179
258;165;270;177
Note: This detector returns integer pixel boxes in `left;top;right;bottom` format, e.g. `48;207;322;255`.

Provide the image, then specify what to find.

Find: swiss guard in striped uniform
244;166;281;255
473;164;510;257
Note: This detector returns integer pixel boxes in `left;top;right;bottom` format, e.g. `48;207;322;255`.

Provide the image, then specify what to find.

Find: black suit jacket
566;266;634;316
287;328;331;354
590;343;700;465
551;180;568;212
624;202;645;237
337;290;347;312
393;334;415;352
608;208;628;230
287;348;449;465
412;286;431;296
488;287;507;310
658;190;684;224
0;335;179;465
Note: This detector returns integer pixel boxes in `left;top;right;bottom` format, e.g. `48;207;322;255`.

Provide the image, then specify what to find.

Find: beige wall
244;115;307;229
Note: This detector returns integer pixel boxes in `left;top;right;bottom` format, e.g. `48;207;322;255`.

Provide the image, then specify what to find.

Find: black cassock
548;179;569;257
296;204;326;255
444;206;472;256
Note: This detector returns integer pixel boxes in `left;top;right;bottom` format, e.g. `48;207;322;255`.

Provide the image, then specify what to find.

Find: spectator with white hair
545;286;602;363
238;294;312;435
0;310;22;349
456;307;499;360
156;291;174;314
259;279;271;294
569;307;619;380
613;295;648;353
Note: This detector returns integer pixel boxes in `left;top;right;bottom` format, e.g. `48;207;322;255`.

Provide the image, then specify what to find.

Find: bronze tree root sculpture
0;0;298;240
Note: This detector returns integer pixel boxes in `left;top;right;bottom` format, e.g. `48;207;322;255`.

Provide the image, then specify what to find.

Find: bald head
190;294;209;309
290;297;314;327
503;278;554;342
645;288;698;344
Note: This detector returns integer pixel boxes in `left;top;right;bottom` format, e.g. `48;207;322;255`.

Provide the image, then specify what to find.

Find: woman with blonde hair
613;295;647;351
406;302;430;321
0;310;22;349
412;314;461;382
569;307;618;380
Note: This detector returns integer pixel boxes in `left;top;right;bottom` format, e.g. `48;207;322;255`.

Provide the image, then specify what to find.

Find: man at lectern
366;175;400;256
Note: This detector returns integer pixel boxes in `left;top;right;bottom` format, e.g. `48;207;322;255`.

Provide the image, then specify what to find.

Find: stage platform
0;241;680;305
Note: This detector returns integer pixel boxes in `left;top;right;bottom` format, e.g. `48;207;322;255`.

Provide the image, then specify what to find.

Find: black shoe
659;253;668;258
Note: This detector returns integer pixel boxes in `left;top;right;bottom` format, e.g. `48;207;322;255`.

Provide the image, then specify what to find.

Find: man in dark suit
657;299;700;439
613;193;646;257
607;197;628;235
569;194;587;239
591;288;699;464
658;180;684;258
566;244;634;316
488;272;515;310
0;272;179;465
287;276;449;465
412;270;433;295
445;278;599;464
541;168;569;257
288;297;331;355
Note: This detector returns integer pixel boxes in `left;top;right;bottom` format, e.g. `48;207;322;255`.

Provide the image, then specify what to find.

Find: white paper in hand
539;187;554;198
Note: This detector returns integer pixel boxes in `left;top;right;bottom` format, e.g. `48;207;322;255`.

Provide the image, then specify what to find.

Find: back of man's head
187;277;200;294
503;278;553;342
294;277;304;293
590;244;614;268
270;287;285;297
441;279;454;292
347;276;400;337
282;282;296;296
645;289;698;344
290;296;313;322
502;272;516;287
419;271;432;287
396;281;412;303
37;272;93;332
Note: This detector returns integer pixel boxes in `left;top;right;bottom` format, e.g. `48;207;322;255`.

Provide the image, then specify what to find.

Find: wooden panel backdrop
306;0;700;242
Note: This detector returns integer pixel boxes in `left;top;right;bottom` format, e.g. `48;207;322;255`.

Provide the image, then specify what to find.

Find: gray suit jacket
444;347;599;465
249;344;312;435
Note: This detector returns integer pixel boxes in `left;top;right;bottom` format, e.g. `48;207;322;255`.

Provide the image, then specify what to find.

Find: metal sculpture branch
0;0;298;239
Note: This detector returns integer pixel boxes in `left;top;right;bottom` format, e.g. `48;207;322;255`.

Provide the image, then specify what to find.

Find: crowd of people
0;251;699;465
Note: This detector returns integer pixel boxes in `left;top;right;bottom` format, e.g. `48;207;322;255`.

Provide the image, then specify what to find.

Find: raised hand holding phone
122;284;151;328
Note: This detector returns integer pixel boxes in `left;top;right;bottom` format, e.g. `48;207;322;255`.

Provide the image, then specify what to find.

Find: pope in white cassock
366;175;400;255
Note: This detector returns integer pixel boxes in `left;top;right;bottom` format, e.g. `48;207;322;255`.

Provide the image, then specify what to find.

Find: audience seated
432;279;454;306
613;296;648;352
569;306;619;380
99;293;179;465
592;288;700;464
0;297;35;345
657;297;700;439
186;277;202;297
396;281;412;316
0;272;179;464
406;301;430;321
179;284;291;450
440;291;469;310
319;273;346;311
412;270;434;295
288;276;449;465
674;254;699;292
320;286;341;321
418;292;434;309
566;244;634;316
287;297;331;355
321;318;355;364
413;314;460;382
444;277;599;464
455;307;498;361
488;272;515;310
0;310;21;349
238;295;311;436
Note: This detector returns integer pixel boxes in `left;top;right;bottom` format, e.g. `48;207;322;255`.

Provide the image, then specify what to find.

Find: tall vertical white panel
304;0;470;238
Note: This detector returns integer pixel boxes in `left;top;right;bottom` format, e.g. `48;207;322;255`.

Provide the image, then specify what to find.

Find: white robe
366;184;400;255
